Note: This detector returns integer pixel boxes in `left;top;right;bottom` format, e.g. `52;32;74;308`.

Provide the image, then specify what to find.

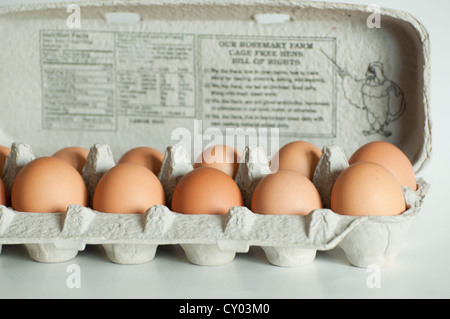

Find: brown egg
171;167;243;215
93;163;165;214
11;157;89;213
348;141;417;191
193;145;241;179
251;169;323;215
270;141;322;180
52;146;89;174
330;162;406;217
117;146;164;176
0;178;8;207
0;145;11;174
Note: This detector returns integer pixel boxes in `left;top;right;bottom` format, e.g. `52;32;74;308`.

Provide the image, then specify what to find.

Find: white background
0;0;448;299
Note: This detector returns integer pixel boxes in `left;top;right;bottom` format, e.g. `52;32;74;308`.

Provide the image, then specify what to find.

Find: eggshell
171;167;243;215
0;145;11;174
330;162;406;217
251;169;323;215
93;163;165;214
348;141;417;190
0;178;8;206
117;146;164;176
270;141;322;180
11;157;89;213
52;146;89;174
193;144;241;179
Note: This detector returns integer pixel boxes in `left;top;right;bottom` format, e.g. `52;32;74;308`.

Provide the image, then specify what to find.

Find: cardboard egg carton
0;0;432;267
0;141;429;267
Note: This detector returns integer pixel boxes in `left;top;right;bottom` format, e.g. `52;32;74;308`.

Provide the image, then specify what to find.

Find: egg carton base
338;219;413;268
24;243;79;263
0;239;405;267
0;242;325;267
102;243;158;265
0;142;430;268
261;246;317;267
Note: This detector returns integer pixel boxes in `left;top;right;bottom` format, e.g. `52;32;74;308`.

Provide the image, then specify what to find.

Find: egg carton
0;142;429;268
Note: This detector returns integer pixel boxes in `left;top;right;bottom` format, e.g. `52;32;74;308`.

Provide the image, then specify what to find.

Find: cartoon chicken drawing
322;50;406;137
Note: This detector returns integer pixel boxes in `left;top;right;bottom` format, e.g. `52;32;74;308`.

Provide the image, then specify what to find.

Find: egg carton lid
0;0;431;174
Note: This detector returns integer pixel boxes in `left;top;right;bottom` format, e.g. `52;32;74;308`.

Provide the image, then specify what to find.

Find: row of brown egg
0;140;417;219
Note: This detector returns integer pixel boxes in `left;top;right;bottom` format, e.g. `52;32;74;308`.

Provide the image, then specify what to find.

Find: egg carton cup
0;142;429;268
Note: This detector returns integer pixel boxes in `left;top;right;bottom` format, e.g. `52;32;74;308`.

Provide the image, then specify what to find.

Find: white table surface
0;0;448;300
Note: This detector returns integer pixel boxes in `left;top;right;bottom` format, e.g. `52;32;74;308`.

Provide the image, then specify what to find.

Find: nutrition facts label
40;30;336;137
40;31;116;130
114;33;195;118
40;30;196;131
